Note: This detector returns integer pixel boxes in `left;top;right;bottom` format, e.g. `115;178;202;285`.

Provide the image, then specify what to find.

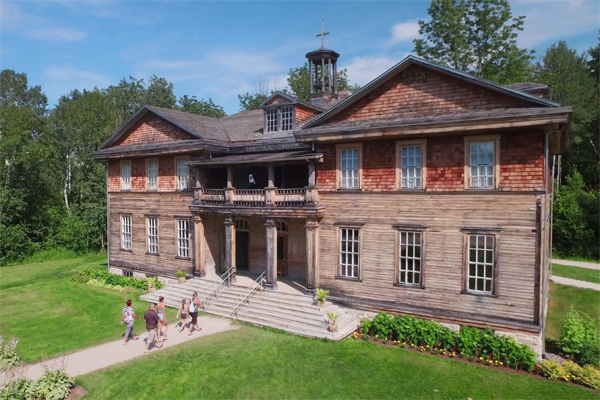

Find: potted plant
315;288;329;307
327;312;338;332
175;270;187;284
146;277;158;293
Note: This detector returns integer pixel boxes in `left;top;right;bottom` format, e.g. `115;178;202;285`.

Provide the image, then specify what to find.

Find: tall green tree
414;0;534;84
178;95;226;117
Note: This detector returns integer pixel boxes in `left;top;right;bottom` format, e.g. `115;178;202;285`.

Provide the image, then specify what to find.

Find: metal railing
230;272;266;317
199;267;234;309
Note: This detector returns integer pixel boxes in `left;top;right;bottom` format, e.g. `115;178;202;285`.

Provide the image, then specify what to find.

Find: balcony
195;187;319;207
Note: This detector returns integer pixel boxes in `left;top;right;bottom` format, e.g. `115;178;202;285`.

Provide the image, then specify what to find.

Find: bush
359;318;372;335
578;340;600;368
0;377;38;400
557;307;599;356
36;368;74;400
539;360;566;380
71;268;162;291
0;336;21;371
370;312;393;337
579;365;600;389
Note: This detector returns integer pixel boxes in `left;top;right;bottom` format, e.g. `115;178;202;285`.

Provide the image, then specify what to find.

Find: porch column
265;165;276;206
224;215;236;282
308;162;316;186
305;217;320;293
193;214;206;277
225;167;234;204
265;218;278;291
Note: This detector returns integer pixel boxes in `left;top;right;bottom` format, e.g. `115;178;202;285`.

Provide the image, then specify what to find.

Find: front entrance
277;221;288;277
235;219;249;270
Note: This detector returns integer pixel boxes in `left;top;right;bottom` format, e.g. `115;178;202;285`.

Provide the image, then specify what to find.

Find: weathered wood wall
317;192;541;327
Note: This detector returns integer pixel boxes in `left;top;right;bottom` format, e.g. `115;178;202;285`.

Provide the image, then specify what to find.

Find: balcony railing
194;187;319;207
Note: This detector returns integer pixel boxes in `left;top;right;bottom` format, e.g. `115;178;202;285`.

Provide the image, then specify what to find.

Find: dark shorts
181;313;187;320
190;311;198;325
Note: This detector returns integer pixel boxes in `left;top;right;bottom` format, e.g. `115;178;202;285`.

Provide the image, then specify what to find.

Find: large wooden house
93;43;571;353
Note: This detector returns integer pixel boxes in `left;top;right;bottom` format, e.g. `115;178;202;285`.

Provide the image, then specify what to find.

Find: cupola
306;22;340;107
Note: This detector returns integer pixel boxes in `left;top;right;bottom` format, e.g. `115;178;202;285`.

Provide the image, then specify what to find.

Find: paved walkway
552;259;600;270
550;276;600;291
0;315;237;385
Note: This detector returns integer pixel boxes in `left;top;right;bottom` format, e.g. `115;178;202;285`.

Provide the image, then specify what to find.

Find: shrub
0;377;38;400
562;360;582;376
579;365;600;389
36;368;74;400
557;307;599;356
175;270;187;278
71;268;159;291
359;318;372;335
0;336;21;371
370;313;393;337
578;340;600;368
315;288;329;302
539;360;565;380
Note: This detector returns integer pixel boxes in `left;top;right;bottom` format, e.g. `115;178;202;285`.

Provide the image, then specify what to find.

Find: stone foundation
496;330;543;360
107;266;175;287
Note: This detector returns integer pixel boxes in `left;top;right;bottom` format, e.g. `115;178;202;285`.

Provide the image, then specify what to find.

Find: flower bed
70;268;162;292
355;312;600;391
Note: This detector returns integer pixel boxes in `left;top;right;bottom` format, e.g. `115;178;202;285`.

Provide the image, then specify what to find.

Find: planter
178;277;186;284
328;324;338;333
317;300;326;307
148;287;156;293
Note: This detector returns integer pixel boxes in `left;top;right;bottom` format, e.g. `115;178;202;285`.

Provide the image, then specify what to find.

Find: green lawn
546;282;600;341
76;325;597;400
552;264;600;284
0;255;180;363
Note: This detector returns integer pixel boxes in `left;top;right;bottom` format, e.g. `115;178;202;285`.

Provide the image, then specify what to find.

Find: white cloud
0;3;86;42
44;66;111;92
391;21;420;43
342;55;409;86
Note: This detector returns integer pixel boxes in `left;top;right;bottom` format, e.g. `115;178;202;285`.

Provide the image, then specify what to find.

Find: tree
287;63;359;101
178;95;226;118
413;0;534;84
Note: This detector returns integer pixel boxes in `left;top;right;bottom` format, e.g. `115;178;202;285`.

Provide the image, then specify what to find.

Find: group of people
120;292;203;353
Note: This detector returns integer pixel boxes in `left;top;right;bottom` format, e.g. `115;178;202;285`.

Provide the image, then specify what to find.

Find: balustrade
195;187;317;207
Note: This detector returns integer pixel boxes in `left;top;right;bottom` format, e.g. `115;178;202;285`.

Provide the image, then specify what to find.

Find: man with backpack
120;299;141;345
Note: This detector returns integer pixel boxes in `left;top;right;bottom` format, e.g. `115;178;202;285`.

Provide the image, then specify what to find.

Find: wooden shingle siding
329;65;530;123
115;113;196;146
109;192;194;274
317;192;540;325
295;105;318;126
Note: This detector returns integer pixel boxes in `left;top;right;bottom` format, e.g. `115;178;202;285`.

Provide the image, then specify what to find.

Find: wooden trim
396;139;427;190
120;160;131;191
533;198;542;325
174;156;190;192
460;227;502;234
145;158;159;191
333;221;365;227
392;224;428;231
463;135;501;190
335;143;363;190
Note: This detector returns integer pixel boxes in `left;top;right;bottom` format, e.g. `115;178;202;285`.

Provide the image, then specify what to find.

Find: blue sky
1;1;598;115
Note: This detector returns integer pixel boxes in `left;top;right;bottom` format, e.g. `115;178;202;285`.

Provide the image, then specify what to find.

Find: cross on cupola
305;18;340;106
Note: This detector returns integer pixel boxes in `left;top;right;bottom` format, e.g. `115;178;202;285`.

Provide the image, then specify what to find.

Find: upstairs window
147;160;158;190
121;161;131;191
265;106;295;133
337;145;362;189
464;136;500;190
176;158;188;191
397;140;426;190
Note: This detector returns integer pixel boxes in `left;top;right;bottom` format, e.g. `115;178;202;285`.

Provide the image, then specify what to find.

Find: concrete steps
140;278;359;341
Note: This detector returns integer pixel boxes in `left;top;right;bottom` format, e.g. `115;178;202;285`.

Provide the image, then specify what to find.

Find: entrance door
277;221;288;277
235;219;249;270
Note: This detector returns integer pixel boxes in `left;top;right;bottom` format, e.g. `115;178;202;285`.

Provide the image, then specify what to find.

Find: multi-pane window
147;217;158;254
266;108;278;133
121;162;131;190
147;160;158;190
177;219;190;258
470;141;495;188
398;231;422;285
281;106;294;131
400;146;422;189
340;148;359;188
176;159;188;191
121;216;132;250
467;234;495;293
339;228;360;278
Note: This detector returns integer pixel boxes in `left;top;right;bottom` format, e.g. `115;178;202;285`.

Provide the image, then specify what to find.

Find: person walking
144;303;163;353
188;292;202;335
157;296;169;341
176;298;189;333
120;299;141;345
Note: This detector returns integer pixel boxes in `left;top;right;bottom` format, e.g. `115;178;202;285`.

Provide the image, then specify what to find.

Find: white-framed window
176;158;188;191
266;108;278;133
177;219;190;258
120;161;131;191
146;160;158;190
147;217;158;254
338;146;361;189
464;136;499;189
339;227;360;278
398;231;422;286
281;106;294;131
467;234;495;293
121;215;132;250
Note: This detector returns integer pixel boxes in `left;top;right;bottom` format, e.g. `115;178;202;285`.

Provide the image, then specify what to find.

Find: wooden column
305;218;320;293
224;215;236;282
193;214;205;277
225;167;234;204
265;218;278;291
265;165;275;205
308;162;316;186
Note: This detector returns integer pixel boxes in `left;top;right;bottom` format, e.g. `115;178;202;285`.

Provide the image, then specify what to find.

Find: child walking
176;299;189;333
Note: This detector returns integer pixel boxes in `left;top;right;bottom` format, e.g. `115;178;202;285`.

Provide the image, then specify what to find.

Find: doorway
235;219;249;270
277;221;288;277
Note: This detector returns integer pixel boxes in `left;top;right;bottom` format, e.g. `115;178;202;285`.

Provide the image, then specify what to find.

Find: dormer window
265;106;295;133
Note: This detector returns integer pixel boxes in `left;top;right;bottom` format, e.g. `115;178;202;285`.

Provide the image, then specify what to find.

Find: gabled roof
260;91;325;112
301;55;560;130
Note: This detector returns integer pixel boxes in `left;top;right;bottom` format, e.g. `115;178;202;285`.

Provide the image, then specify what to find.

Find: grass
546;282;600;341
552;264;600;284
552;254;600;263
0;254;180;363
76;325;597;400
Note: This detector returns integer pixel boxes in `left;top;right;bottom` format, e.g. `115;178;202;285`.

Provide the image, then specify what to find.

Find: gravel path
550;276;600;291
552;259;600;271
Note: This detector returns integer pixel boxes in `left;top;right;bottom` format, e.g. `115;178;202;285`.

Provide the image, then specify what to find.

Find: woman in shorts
176;298;189;333
156;296;169;341
188;292;202;335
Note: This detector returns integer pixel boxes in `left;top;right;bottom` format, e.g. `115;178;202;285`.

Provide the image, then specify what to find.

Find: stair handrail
200;267;234;309
230;272;265;317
